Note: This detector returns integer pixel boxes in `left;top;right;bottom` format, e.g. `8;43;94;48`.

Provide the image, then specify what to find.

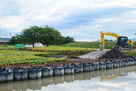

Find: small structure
0;41;9;45
14;44;25;48
25;42;43;47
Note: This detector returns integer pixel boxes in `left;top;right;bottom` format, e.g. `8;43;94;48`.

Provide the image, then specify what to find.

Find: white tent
25;42;43;47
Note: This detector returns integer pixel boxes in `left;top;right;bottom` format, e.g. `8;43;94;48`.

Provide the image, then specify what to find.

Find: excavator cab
117;36;132;50
117;36;129;46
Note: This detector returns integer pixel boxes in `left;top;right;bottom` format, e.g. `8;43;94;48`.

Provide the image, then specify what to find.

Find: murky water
1;66;136;91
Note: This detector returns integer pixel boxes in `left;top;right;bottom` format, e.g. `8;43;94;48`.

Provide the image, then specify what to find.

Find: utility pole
135;33;136;45
0;30;1;40
9;33;11;38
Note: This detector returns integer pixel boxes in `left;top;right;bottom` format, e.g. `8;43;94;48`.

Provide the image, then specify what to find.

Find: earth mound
99;47;127;59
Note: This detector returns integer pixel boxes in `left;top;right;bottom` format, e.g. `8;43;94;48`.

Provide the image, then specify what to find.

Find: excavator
100;73;128;81
100;31;133;51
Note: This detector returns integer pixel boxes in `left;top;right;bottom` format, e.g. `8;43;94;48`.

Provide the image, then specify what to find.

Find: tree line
9;25;75;47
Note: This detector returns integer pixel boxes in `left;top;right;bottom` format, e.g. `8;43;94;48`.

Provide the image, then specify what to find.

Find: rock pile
99;47;127;59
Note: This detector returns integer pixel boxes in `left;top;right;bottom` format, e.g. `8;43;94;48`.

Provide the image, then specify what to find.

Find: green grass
0;45;15;49
123;50;136;57
25;45;95;51
0;45;95;65
126;53;136;56
61;41;116;49
0;50;68;65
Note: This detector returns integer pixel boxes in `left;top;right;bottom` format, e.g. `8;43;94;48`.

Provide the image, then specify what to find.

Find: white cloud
0;0;136;40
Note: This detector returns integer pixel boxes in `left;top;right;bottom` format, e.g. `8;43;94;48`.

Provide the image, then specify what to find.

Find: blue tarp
14;44;25;48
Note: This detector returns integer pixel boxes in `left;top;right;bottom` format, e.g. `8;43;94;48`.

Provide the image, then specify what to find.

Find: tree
61;36;75;44
21;26;42;47
10;25;76;47
10;25;64;47
9;34;24;45
39;25;63;47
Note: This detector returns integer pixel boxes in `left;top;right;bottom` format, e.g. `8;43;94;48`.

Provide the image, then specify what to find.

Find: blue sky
0;0;136;41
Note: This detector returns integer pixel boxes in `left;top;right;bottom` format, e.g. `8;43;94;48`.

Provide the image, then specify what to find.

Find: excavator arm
100;31;119;50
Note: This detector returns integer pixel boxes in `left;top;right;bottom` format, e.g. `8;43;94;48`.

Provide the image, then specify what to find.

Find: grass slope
62;41;116;49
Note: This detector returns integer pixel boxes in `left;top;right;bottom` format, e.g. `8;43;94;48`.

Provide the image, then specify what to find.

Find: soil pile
99;47;127;59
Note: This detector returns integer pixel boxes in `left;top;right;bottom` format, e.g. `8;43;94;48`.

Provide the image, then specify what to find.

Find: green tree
61;36;75;44
9;34;24;45
9;25;76;47
21;26;42;47
39;25;63;47
10;25;64;47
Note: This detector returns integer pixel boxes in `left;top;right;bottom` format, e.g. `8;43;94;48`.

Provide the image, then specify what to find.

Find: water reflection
1;66;136;91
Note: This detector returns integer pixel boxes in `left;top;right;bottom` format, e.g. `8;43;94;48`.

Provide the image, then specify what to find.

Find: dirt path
78;49;109;59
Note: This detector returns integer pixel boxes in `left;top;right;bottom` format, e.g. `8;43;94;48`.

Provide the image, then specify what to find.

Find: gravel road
78;50;109;59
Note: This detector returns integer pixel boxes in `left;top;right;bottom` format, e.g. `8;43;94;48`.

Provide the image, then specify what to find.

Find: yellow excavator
100;73;128;81
100;31;133;51
100;75;119;81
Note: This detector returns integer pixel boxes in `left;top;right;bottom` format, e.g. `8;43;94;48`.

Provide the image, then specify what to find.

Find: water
1;66;136;91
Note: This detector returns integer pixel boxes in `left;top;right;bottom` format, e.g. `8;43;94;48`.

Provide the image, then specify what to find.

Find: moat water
1;66;136;91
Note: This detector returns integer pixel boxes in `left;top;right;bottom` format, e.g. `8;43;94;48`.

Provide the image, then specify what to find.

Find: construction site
79;31;134;59
0;31;136;81
0;31;136;91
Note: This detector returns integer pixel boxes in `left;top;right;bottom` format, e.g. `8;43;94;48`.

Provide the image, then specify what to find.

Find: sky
0;0;136;41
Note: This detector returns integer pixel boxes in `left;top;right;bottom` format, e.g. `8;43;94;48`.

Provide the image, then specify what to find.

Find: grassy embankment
61;41;116;49
0;45;94;65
